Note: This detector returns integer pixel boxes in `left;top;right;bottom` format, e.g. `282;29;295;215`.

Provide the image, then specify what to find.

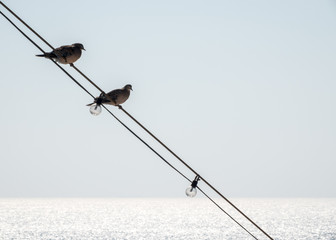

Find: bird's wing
107;89;122;103
62;47;75;59
54;45;75;59
57;44;72;50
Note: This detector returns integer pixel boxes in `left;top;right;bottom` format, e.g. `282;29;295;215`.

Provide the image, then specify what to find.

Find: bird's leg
118;105;123;109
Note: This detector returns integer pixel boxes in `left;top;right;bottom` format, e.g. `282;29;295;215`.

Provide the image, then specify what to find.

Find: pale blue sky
0;0;335;197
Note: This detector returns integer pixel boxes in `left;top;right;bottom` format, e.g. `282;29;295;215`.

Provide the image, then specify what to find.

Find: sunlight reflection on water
0;198;335;239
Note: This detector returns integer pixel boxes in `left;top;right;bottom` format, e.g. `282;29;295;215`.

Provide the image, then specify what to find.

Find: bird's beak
83;48;86;51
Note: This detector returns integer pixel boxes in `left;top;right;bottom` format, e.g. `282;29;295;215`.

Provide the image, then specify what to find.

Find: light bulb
89;104;102;116
185;186;197;197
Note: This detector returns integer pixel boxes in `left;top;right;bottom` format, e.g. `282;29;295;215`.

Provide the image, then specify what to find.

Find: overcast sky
0;0;335;197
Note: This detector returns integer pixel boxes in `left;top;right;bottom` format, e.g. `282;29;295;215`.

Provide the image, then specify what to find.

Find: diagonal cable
0;3;272;239
0;8;261;240
119;106;273;240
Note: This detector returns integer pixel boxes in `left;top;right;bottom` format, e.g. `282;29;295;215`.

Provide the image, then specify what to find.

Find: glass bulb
185;186;197;197
89;104;102;116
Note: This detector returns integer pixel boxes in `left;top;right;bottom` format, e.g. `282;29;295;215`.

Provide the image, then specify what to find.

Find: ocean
0;198;335;240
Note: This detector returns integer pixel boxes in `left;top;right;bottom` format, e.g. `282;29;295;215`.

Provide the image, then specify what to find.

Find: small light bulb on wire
89;103;102;116
89;95;104;116
186;176;200;198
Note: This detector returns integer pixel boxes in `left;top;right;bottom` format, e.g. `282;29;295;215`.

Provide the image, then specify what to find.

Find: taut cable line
71;64;106;95
0;1;54;50
119;106;273;240
105;103;261;240
0;8;259;240
0;1;107;99
0;10;94;98
0;2;273;239
1;7;259;235
0;1;106;96
196;186;259;240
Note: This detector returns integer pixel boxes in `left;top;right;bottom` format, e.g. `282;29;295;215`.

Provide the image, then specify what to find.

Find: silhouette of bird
87;84;133;107
36;43;85;65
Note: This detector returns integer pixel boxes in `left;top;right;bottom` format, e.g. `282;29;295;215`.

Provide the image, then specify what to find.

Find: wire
0;3;273;239
197;186;259;240
0;14;259;238
0;11;95;99
0;10;45;53
119;106;274;240
0;3;269;239
0;1;107;96
0;1;54;50
102;107;259;240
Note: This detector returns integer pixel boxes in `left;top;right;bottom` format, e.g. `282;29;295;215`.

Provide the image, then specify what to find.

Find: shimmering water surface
0;198;335;239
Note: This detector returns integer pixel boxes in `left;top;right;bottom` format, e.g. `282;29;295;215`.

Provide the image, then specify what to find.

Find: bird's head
74;43;85;51
124;84;133;91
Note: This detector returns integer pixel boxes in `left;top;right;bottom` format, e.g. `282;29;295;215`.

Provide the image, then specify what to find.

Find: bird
87;84;133;107
36;43;85;65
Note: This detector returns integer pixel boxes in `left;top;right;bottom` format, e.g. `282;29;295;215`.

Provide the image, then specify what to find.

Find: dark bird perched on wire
36;43;85;65
87;84;133;107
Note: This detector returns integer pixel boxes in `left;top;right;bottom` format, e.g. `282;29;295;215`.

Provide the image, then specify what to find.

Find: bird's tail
35;52;56;58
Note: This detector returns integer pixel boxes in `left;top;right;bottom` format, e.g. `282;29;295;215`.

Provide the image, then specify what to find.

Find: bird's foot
70;63;74;67
117;105;123;109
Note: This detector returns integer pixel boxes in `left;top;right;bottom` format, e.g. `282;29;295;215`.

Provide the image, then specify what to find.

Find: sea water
0;198;335;240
